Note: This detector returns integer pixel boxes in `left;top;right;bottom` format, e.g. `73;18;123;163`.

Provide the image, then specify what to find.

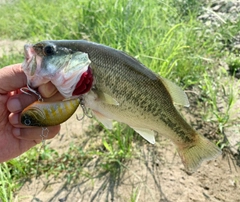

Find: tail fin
177;134;222;173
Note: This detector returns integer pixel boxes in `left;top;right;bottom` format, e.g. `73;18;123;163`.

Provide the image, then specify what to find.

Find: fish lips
22;44;37;76
22;45;50;88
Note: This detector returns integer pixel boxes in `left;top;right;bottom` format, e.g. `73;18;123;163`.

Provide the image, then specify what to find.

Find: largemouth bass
21;98;80;127
22;40;221;172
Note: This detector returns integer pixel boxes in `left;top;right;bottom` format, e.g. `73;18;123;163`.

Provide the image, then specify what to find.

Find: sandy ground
1;40;240;202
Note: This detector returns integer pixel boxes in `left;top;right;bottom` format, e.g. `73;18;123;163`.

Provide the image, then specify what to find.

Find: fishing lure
20;84;43;101
21;98;81;127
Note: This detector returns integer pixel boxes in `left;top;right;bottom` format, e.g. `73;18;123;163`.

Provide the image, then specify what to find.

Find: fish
22;40;222;172
20;98;80;127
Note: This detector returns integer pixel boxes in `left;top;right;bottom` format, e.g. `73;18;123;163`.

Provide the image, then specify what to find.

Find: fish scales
72;41;194;143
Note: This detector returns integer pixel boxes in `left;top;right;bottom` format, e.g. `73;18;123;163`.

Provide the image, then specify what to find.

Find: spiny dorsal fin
159;77;190;107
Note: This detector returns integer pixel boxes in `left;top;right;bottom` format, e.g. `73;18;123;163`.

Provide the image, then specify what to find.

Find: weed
0;54;23;68
199;66;239;147
226;53;240;78
0;163;14;202
99;123;135;174
130;186;140;202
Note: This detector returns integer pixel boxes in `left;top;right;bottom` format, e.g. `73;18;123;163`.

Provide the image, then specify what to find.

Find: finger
44;92;65;102
0;64;26;94
0;139;41;163
12;125;61;140
9;113;28;127
7;93;38;113
38;82;58;98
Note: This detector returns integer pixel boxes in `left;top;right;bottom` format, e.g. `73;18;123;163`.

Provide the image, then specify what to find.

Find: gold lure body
21;98;80;127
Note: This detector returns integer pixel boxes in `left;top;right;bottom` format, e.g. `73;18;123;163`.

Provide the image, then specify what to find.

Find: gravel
198;0;240;53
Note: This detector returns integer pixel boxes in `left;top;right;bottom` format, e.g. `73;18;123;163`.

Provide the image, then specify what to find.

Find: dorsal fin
159;77;190;107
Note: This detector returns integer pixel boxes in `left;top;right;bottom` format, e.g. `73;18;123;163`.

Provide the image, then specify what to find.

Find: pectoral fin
131;127;155;144
96;90;119;106
159;77;190;107
92;110;113;129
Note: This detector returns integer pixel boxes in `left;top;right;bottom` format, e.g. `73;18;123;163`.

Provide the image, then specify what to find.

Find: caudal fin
177;134;222;173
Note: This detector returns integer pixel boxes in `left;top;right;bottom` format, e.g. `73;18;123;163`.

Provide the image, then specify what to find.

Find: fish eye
43;45;55;56
24;119;32;126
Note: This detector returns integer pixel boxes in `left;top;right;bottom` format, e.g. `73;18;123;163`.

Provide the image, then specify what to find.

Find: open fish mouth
22;42;93;98
22;44;47;88
24;44;34;61
23;44;38;77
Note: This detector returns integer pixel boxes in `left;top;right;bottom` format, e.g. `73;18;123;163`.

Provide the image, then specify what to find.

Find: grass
0;54;23;68
0;0;239;201
0;163;16;202
0;0;206;83
199;67;239;146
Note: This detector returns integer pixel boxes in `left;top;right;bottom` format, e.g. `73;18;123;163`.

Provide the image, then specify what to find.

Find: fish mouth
24;44;35;62
23;44;38;76
22;42;92;98
22;44;44;88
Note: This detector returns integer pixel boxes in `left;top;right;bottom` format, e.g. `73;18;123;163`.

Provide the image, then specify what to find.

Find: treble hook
20;83;43;101
76;98;93;121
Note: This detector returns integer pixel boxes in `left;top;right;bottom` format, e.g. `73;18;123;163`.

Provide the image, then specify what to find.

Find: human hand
0;64;62;163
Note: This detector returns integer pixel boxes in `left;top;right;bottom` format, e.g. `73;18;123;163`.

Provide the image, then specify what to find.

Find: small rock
221;1;235;13
212;4;223;12
229;6;237;13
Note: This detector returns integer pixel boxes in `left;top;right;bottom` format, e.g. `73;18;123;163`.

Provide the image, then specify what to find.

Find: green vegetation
0;0;239;201
0;54;23;68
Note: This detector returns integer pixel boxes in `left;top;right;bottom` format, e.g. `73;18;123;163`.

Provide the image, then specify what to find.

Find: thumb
0;64;26;94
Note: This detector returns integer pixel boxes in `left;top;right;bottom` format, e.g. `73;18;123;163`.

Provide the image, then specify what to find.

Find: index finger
38;82;59;98
0;64;26;94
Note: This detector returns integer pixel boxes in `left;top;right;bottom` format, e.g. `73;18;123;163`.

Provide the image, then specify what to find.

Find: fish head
22;41;93;98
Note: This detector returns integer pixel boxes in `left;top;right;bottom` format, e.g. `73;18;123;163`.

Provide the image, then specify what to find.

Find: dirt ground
0;40;27;57
1;40;240;202
14;109;240;202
